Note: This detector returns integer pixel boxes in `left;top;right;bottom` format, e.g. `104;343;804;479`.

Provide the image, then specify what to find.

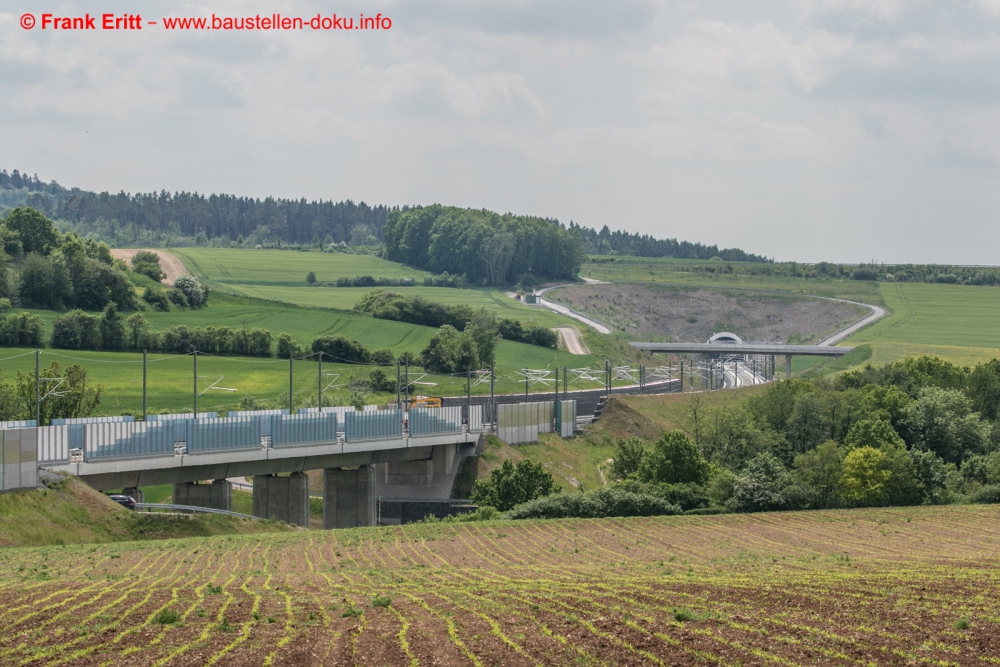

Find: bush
142;286;170;311
370;348;395;366
370;595;392;608
50;310;102;350
471;459;559;512
167;288;189;308
131;251;164;282
970;484;1000;504
311;335;369;363
276;333;303;359
506;488;682;520
369;368;396;393
173;275;206;308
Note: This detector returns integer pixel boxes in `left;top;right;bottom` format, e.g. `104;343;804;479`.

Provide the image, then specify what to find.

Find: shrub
167;288;189;308
173;275;206;308
311;335;369;363
371;595;392;608
142;286;170;311
506;488;682;520
131;251;164;282
970;484;1000;504
471;459;559;512
276;333;303;359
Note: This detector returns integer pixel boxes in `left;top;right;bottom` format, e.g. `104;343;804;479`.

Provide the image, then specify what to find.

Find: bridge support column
323;466;376;529
122;487;145;504
785;355;792;379
252;473;308;526
172;480;231;511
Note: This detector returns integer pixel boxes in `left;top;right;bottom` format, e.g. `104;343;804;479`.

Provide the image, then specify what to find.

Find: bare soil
550;283;867;344
110;248;190;286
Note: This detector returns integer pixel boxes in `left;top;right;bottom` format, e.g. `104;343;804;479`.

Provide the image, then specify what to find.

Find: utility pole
563;366;568;401
35;349;40;424
489;358;495;430
524;368;528;400
318;351;323;410
396;358;401;408
193;349;198;416
142;349;147;421
554;367;559;403
288;350;294;413
404;356;410;407
679;360;684;393
466;367;471;414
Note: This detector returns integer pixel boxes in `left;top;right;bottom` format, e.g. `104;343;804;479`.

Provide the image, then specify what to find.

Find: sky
1;0;999;264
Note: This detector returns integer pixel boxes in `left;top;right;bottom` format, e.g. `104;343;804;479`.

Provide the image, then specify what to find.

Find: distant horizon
8;165;1000;268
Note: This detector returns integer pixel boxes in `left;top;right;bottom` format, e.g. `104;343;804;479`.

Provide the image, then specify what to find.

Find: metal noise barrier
226;409;289;418
188;417;261;452
345;409;403;441
0;420;37;430
1;429;36;491
147;412;217;421
51;416;134;425
270;412;338;446
468;405;486;432
409;406;463;436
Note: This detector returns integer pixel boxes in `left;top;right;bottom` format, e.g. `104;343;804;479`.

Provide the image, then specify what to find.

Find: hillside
0;475;291;547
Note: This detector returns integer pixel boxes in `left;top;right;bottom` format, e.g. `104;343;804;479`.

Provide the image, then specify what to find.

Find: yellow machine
407;395;442;409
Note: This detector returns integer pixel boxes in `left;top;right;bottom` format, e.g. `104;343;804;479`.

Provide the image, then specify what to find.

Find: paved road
555;327;590;355
534;284;614;334
814;298;887;346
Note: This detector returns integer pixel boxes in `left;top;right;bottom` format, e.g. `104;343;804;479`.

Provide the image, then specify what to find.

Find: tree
277;333;303;359
420;325;479;374
125;313;151;350
793;441;844;508
50;310;101;350
17;253;61;309
610;437;646;481
840;447;892;506
902;387;991;464
471;459;560;512
311;335;369;363
479;231;516;285
463;309;499;366
786;393;830;454
638;431;710;486
130;251;164;282
727;453;793;513
4;207;59;255
306;271;317;285
99;302;126;351
173;275;206;308
13;362;102;424
843;418;904;452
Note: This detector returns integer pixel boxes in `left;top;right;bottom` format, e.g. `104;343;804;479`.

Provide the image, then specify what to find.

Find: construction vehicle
407;395;442;409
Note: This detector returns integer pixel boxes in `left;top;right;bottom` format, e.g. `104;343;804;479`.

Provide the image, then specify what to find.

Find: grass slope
0;476;290;547
172;248;433;285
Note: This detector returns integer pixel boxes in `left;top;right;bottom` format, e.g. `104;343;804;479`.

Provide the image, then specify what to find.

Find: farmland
1;505;999;665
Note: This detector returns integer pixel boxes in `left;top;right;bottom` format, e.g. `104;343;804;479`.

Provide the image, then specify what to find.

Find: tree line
382;205;586;285
457;354;1000;521
573;222;772;262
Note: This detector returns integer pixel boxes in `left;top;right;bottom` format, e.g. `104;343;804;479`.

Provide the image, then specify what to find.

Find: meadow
223;284;576;328
171;248;433;285
0;342;593;415
1;505;997;665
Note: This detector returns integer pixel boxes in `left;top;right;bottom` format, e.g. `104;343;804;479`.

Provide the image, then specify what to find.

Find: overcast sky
2;1;999;263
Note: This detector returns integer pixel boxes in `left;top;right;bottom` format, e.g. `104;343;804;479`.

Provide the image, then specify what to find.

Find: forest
572;222;772;262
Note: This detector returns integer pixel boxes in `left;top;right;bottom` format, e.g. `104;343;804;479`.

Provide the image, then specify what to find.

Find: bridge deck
630;343;854;356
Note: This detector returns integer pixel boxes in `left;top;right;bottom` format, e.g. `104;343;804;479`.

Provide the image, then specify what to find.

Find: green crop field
2;505;998;664
581;258;886;306
172;248;432;285
844;283;1000;366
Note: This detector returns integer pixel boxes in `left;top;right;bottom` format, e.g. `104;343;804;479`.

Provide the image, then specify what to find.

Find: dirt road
555;326;590;355
110;248;189;286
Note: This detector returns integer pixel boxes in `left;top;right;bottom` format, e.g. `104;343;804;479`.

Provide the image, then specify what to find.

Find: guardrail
133;503;260;520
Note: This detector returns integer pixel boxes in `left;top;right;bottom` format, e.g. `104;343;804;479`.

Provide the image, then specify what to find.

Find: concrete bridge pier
323;466;376;529
785;354;792;379
172;480;230;511
252;473;309;526
121;487;145;503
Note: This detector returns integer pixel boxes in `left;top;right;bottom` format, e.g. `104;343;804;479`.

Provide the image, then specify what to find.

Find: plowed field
2;505;1000;665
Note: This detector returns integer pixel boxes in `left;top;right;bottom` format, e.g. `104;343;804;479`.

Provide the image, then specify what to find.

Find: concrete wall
1;428;37;493
324;466;376;529
172;480;231;511
252;473;309;526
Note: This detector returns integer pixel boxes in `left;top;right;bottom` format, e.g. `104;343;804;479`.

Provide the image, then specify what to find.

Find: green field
172;248;432;285
0;341;593;414
224;284;575;328
581;258;886;305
